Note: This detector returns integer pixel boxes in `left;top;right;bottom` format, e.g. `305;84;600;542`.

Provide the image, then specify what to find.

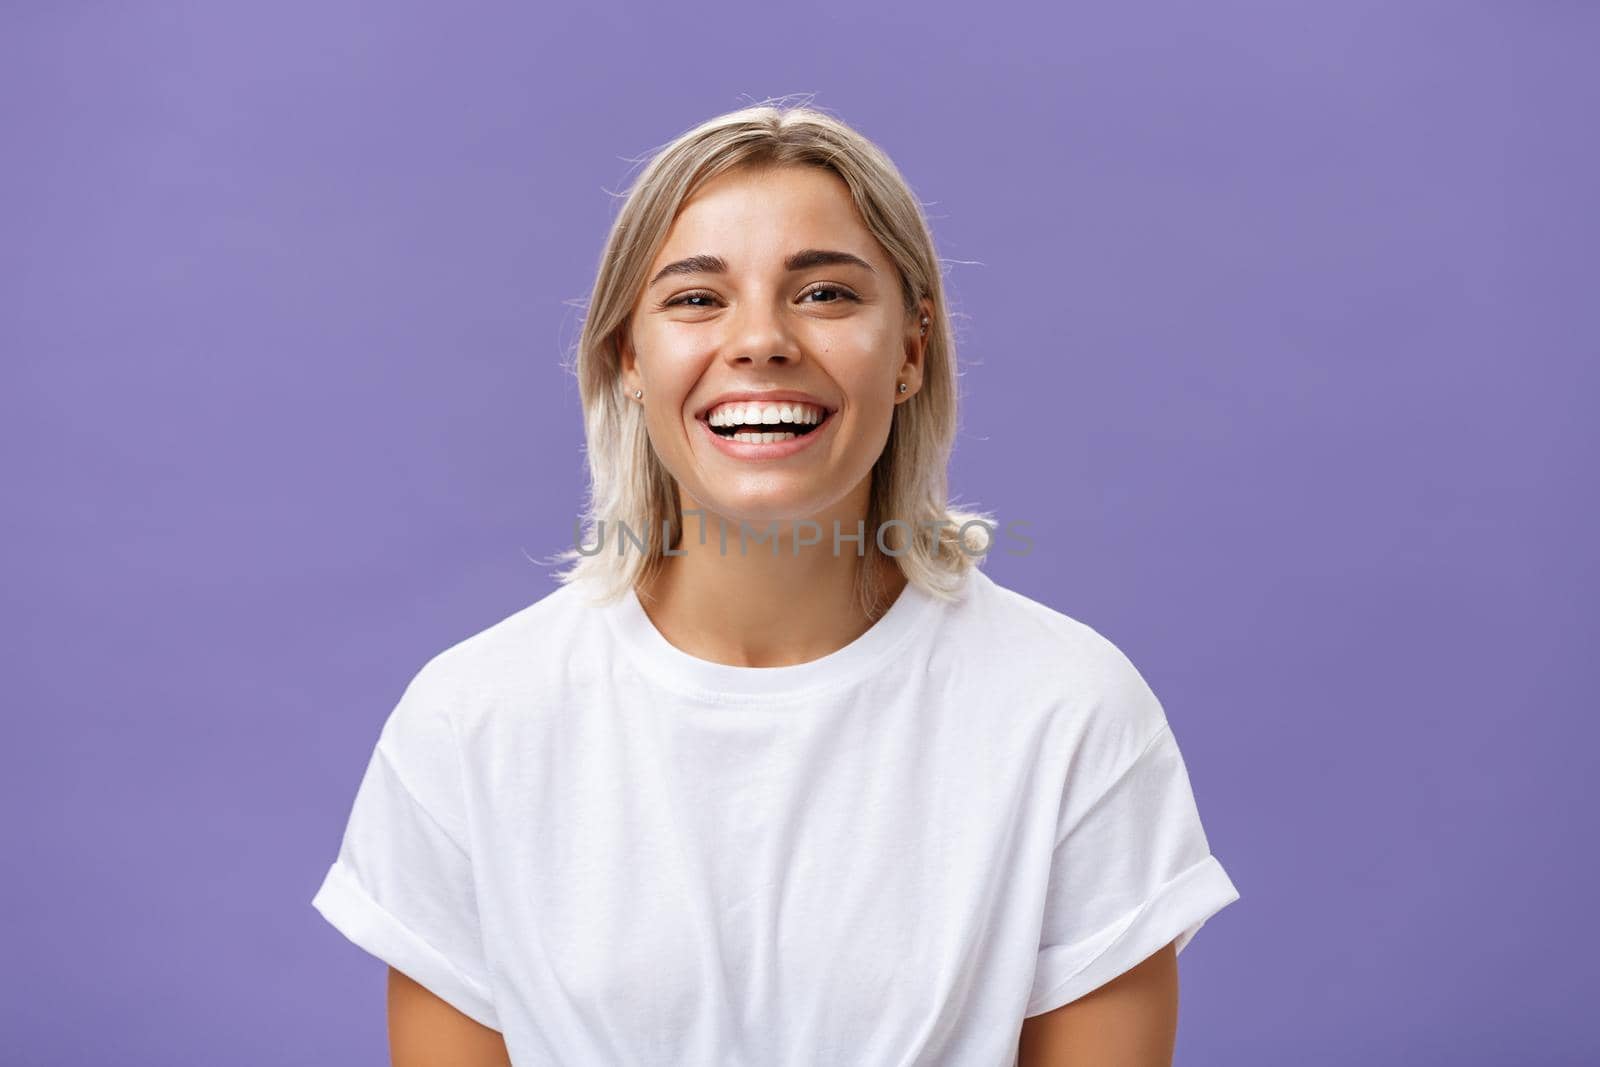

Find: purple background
5;2;1595;1064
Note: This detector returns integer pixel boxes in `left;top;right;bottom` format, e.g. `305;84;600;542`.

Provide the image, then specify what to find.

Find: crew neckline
601;572;949;700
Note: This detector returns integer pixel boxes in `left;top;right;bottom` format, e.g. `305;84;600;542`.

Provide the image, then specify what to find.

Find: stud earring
898;382;909;394
920;314;929;336
632;389;643;399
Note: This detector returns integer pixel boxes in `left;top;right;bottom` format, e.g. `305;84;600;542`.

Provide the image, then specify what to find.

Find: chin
683;486;848;528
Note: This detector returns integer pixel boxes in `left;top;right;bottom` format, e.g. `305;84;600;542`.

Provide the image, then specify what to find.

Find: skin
387;967;510;1066
617;161;931;662
388;162;1181;1062
1016;941;1181;1066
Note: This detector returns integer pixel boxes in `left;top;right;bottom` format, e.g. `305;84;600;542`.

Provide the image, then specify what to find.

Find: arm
1017;940;1179;1067
387;967;512;1067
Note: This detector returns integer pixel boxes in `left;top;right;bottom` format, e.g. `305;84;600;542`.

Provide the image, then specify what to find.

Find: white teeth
708;401;825;427
730;432;798;443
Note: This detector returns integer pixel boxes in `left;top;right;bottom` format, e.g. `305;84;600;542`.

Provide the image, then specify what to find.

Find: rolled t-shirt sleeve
311;657;499;1032
1025;641;1241;1018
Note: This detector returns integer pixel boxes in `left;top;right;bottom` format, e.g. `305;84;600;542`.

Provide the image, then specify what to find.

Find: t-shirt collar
601;571;946;701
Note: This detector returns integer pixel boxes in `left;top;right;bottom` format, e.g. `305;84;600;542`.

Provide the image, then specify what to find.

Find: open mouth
700;398;835;444
706;411;830;442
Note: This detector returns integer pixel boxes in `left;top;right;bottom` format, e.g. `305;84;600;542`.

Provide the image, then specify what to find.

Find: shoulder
953;569;1171;767
362;582;603;825
388;579;606;737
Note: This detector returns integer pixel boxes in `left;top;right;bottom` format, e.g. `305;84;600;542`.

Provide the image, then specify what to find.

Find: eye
659;284;861;310
662;290;718;309
799;283;859;305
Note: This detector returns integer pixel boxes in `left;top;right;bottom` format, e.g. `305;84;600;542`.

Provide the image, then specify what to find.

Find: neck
635;485;907;669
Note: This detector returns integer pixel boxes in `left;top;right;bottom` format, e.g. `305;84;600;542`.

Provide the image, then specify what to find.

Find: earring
920;314;929;336
898;382;909;394
633;389;643;399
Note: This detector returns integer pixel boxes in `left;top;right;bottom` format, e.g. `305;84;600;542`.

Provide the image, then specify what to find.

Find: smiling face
619;163;930;530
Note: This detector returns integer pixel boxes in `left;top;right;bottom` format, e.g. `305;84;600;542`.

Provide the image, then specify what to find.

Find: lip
696;405;836;461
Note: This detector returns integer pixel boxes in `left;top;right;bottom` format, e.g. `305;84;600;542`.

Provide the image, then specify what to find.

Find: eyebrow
646;248;877;290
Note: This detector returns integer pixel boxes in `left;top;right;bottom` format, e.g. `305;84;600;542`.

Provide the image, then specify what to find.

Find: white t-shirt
311;565;1240;1065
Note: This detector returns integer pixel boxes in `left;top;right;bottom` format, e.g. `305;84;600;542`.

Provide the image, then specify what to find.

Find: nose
723;300;801;369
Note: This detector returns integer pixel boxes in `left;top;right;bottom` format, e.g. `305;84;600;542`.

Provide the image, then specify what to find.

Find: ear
897;298;934;403
618;326;641;397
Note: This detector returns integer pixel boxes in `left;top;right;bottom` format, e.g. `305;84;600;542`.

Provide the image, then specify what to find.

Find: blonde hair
549;101;995;616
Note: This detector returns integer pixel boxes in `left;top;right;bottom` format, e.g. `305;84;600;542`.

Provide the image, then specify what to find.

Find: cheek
839;380;898;449
830;322;902;381
636;339;707;406
832;343;902;404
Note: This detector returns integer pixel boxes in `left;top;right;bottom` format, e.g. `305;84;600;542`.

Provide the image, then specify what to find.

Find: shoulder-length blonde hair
550;102;995;616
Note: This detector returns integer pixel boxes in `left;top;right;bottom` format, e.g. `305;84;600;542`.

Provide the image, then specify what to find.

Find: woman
312;103;1241;1066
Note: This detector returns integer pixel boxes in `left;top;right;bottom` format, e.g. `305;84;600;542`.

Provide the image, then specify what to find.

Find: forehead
651;164;883;267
